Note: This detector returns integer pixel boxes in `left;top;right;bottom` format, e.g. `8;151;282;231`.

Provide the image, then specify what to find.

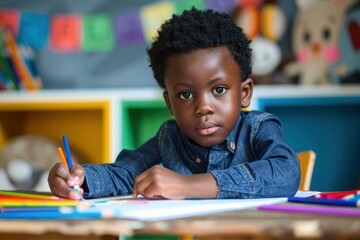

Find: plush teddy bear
0;135;78;191
285;0;358;84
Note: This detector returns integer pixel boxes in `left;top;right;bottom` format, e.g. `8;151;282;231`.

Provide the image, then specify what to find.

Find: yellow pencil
57;147;69;170
0;199;78;207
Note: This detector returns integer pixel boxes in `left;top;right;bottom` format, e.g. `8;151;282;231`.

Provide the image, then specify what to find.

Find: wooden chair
297;150;316;190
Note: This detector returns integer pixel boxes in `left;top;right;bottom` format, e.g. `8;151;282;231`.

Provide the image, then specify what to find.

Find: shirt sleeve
211;117;300;199
82;137;161;199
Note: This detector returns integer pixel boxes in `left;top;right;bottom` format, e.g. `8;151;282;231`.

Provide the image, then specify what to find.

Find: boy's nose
195;95;214;116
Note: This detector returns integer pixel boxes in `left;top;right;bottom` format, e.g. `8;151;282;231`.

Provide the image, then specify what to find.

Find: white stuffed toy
0;135;78;191
285;0;358;84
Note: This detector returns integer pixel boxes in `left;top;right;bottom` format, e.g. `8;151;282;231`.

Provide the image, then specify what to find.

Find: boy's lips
194;122;219;136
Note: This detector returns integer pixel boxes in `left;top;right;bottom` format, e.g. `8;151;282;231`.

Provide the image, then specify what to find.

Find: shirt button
230;142;236;150
195;157;201;164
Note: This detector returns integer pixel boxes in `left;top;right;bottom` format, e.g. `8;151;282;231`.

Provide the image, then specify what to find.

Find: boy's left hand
132;165;189;200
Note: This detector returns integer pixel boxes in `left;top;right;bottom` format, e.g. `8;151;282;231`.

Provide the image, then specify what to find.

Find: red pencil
314;190;360;199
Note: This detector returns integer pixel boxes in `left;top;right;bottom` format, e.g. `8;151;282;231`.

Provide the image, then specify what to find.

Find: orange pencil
57;147;69;170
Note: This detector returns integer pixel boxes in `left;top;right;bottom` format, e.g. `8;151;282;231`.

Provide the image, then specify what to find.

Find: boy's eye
179;91;192;99
213;86;227;95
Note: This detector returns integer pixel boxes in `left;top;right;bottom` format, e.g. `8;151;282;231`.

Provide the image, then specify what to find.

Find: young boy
48;8;300;200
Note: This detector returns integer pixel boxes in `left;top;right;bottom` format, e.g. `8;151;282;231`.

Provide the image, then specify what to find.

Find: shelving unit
0;92;112;164
1;85;360;191
252;85;360;192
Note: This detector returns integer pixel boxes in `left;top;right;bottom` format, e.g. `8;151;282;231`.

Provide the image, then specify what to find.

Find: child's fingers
68;164;85;186
66;164;85;200
133;174;158;199
50;175;74;199
132;188;138;199
54;162;72;181
132;170;148;198
48;163;67;189
48;163;82;199
133;169;149;185
141;184;164;199
133;171;149;199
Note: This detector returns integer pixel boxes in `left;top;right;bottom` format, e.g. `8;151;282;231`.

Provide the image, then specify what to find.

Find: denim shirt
83;111;300;199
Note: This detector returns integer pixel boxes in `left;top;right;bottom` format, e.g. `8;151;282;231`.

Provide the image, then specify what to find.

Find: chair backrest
297;150;316;191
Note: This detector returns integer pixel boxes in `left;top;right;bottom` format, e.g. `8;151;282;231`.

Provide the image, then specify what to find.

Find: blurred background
0;0;358;90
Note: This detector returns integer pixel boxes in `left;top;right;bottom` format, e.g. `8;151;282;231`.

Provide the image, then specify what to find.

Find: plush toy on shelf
232;0;287;84
285;0;358;85
329;5;360;84
0;135;79;191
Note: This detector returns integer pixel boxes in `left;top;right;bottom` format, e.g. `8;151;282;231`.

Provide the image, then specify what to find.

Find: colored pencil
0;195;63;202
0;208;104;219
0;190;60;200
315;190;360;199
0;199;79;207
0;207;63;213
62;135;73;171
57;147;69;170
288;196;359;208
343;193;360;200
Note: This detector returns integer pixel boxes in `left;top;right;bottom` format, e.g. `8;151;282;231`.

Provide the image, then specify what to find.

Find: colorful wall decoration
0;0;237;53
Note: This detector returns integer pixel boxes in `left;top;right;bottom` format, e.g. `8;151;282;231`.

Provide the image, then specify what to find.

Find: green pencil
0;190;60;200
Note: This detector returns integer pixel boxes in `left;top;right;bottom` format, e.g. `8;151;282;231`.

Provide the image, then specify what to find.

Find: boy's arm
211;119;300;199
82;137;161;199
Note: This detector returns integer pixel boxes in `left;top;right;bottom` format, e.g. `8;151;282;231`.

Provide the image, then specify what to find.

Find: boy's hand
132;165;189;200
47;163;85;200
132;166;219;200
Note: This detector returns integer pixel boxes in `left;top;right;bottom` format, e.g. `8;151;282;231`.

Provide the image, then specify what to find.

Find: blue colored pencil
62;135;73;171
288;196;359;208
0;209;104;219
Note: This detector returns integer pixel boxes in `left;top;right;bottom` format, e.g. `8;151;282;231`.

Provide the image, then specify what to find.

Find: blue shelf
258;95;360;191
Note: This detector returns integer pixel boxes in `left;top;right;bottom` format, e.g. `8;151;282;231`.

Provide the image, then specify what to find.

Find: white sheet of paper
84;190;316;221
87;196;287;221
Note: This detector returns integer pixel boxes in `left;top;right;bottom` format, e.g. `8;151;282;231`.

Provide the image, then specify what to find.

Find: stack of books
0;28;42;91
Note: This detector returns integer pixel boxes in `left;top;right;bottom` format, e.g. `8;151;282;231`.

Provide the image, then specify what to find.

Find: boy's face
163;46;253;147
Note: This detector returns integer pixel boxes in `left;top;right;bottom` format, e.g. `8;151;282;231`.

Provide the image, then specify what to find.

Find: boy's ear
163;91;174;116
241;78;253;108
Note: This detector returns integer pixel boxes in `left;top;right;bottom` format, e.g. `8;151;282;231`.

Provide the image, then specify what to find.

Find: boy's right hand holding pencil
48;162;85;200
48;136;84;200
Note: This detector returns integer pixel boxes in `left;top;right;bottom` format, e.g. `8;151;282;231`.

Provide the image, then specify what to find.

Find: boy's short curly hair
147;7;252;89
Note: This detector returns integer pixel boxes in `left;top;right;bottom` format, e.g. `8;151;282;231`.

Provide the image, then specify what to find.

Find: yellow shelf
0;101;110;164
